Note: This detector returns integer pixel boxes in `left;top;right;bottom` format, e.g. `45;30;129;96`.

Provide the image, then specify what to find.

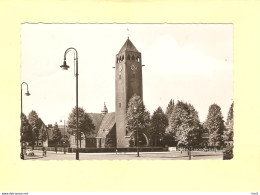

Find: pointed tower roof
101;102;108;115
118;38;139;54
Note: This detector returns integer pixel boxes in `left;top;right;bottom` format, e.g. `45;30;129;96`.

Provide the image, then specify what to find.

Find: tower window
119;56;122;62
122;55;124;61
127;55;130;60
119;103;121;108
119;75;121;80
136;57;140;62
131;55;135;60
117;58;119;63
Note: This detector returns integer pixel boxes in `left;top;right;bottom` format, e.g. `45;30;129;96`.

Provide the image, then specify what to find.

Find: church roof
99;112;115;130
97;112;116;138
87;113;105;137
118;38;139;54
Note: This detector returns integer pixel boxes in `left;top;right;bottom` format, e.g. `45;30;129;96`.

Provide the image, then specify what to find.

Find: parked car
25;149;34;156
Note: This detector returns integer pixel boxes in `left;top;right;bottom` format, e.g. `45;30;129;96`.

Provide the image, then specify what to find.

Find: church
69;37;149;148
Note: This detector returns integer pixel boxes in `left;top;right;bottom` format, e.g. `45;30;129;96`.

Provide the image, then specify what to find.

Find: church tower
115;37;143;147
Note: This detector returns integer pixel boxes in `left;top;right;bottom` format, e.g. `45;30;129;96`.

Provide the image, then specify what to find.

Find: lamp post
21;82;31;160
60;47;79;160
133;105;139;157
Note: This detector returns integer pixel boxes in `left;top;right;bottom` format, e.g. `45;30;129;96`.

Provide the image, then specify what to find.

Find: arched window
119;56;122;62
136;57;140;62
117;58;119;63
127;55;130;60
131;55;135;60
122;55;124;61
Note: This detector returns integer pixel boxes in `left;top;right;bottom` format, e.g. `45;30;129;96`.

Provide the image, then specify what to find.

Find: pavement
25;150;223;160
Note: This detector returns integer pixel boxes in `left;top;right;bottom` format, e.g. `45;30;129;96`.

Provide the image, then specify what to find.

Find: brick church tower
115;37;143;148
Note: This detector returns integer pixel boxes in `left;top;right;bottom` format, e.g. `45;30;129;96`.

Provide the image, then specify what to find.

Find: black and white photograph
20;23;233;160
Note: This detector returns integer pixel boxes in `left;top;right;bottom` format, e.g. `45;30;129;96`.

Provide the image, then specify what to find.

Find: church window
131;55;135;60
122;55;124;61
119;103;121;108
127;55;130;60
136;57;140;62
119;75;121;80
119;56;122;62
117;58;119;63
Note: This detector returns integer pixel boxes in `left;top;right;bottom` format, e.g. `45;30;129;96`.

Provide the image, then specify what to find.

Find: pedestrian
42;147;46;157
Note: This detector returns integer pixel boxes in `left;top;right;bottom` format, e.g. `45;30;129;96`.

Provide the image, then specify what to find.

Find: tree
165;99;174;118
28;110;42;149
166;101;201;148
126;94;150;147
223;102;234;159
204;104;225;149
67;107;95;148
223;102;234;145
52;122;62;147
149;107;168;146
20;113;33;145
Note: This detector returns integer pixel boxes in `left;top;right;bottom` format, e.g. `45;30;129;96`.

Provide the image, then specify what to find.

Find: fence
26;146;167;153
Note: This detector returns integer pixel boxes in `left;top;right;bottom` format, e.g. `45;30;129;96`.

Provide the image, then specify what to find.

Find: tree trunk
85;135;87;148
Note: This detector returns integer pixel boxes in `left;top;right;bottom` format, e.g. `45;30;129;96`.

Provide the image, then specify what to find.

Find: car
25;149;34;156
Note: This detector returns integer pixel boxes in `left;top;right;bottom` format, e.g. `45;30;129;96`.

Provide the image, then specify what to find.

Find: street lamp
133;105;139;157
21;82;31;160
60;47;79;160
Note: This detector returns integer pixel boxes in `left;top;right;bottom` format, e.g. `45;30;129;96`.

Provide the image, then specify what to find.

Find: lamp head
25;91;30;96
60;60;70;70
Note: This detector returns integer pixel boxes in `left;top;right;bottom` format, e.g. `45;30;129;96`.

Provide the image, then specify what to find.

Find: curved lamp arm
21;82;30;95
64;47;78;60
61;47;78;76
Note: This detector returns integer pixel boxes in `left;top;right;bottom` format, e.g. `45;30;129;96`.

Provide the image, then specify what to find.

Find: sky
21;24;233;125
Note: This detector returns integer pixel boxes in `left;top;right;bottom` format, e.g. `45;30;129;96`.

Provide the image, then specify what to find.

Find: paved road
25;150;223;160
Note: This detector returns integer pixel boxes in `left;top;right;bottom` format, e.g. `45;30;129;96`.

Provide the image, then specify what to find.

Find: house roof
97;112;115;138
118;38;139;54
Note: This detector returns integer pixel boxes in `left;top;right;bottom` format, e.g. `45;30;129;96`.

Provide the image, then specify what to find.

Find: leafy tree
28;110;42;148
166;101;201;148
67;107;95;148
20;113;33;145
223;102;234;145
165;99;174;118
126;94;150;147
52;122;62;147
149;107;168;146
204;104;225;149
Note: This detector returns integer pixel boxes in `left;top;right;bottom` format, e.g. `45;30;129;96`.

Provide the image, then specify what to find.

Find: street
25;150;223;160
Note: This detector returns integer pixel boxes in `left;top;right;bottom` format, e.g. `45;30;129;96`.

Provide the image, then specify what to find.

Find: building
66;38;147;148
69;103;116;148
115;37;144;147
34;119;48;147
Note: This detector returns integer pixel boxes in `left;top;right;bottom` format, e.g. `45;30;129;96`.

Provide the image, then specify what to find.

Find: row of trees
21;107;96;148
20;110;48;148
126;94;234;149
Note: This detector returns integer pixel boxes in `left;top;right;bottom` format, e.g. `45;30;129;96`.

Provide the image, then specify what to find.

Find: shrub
223;145;233;160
